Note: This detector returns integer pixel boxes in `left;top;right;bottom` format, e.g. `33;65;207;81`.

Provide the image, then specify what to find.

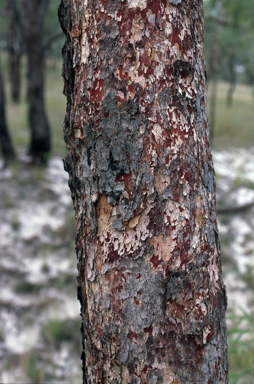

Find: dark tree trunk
208;26;220;146
7;0;22;104
60;0;228;383
209;75;218;145
26;41;50;161
8;44;22;104
0;67;16;163
226;55;236;108
19;0;50;163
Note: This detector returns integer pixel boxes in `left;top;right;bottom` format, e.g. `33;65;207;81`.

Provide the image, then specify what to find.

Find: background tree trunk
7;0;22;104
0;66;16;163
226;54;236;108
207;22;220;146
19;0;50;163
60;0;228;383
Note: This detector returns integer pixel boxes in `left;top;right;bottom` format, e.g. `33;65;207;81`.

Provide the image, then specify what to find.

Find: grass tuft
227;309;254;384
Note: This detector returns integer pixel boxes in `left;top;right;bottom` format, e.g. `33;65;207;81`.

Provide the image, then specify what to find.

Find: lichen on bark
60;0;228;382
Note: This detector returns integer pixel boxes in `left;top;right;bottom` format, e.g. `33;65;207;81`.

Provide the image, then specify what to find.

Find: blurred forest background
0;0;254;383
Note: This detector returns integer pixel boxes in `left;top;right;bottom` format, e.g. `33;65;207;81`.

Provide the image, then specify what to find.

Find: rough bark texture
60;0;228;383
0;67;16;162
19;0;51;162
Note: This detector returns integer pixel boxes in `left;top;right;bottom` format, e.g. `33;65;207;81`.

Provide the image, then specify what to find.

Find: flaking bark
60;0;228;383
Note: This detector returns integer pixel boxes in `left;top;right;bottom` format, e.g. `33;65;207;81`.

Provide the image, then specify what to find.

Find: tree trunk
7;0;22;104
26;41;50;162
0;67;16;163
19;0;50;163
60;1;228;383
207;22;220;146
226;55;236;108
209;76;218;145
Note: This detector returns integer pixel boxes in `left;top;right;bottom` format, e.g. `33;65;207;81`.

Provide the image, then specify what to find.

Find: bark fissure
60;0;228;382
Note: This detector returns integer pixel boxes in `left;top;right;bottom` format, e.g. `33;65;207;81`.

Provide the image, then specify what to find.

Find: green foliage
227;309;254;384
14;281;41;294
204;0;254;85
21;351;43;384
241;265;254;290
207;82;254;149
10;213;21;231
42;317;81;350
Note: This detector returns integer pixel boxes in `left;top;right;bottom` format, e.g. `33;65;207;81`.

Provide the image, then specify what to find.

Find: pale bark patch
81;31;89;65
127;0;147;10
152;123;163;142
121;365;131;383
128;214;141;229
150;235;176;265
154;169;170;194
130;14;144;44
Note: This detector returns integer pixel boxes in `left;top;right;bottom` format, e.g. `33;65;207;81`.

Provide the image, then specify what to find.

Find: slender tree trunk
8;43;22;104
0;67;16;163
26;40;50;161
60;1;228;383
226;55;236;108
19;0;50;163
209;75;218;145
208;25;220;146
7;0;22;104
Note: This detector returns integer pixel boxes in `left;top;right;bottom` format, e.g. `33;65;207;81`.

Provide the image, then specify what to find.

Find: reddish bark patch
108;250;120;262
144;326;153;336
133;197;147;216
128;83;134;93
88;78;104;104
206;331;213;343
125;180;135;198
72;24;80;37
150;254;163;268
142;365;148;374
144;66;154;79
142;51;151;66
115;65;128;81
115;94;125;104
134;297;140;306
172;27;180;45
148;0;165;16
128;330;138;342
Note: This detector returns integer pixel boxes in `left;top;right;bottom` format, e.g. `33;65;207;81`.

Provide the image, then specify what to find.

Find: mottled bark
19;0;50;162
60;1;228;383
0;67;16;163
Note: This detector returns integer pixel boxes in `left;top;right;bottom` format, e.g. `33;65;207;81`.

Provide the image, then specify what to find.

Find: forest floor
1;148;254;383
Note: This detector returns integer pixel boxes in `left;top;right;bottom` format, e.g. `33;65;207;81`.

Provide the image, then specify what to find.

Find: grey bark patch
196;84;202;135
158;86;172;116
166;270;216;343
202;162;214;192
169;0;182;4
196;252;207;267
148;84;155;104
81;93;154;231
207;223;215;247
